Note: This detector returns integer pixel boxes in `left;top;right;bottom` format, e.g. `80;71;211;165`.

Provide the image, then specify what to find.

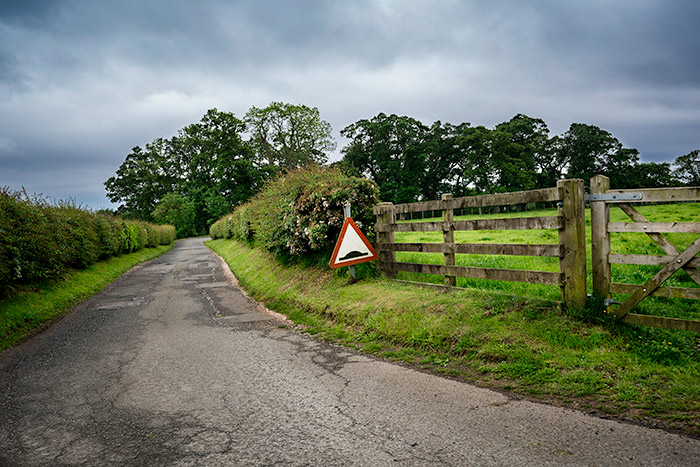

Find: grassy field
0;243;173;352
207;202;700;437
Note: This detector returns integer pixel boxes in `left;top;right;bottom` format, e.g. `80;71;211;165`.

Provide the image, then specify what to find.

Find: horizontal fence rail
374;216;563;233
391;263;564;285
374;179;587;309
373;187;562;215
609;254;700;268
375;242;563;257
608;222;700;233
590;174;700;332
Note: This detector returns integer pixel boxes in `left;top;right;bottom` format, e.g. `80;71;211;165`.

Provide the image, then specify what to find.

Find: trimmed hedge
0;188;176;297
209;166;379;261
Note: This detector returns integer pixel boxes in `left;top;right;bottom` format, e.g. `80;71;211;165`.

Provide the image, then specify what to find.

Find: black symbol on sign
339;250;369;261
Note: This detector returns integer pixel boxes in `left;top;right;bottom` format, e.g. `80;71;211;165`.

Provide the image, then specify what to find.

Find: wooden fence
374;179;587;310
590;175;700;332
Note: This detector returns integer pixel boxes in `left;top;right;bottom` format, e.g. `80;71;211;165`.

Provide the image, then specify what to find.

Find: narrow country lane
1;237;699;466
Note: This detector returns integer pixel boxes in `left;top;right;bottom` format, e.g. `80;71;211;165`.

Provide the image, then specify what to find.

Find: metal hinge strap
585;192;643;202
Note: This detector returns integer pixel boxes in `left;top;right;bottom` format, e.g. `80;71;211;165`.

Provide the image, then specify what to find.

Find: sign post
344;203;356;279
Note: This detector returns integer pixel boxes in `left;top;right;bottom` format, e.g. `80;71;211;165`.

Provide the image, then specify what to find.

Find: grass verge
207;238;700;438
0;243;173;352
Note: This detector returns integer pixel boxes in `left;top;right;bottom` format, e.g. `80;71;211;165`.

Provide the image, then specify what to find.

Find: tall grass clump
0;187;176;297
210;166;379;263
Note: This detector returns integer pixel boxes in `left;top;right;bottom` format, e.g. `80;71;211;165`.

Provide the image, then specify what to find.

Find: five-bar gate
589;175;700;331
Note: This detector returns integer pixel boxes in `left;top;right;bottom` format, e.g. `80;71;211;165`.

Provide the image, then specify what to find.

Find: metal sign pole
343;201;356;279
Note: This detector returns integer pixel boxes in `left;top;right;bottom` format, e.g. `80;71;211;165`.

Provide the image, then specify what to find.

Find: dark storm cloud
537;1;700;87
0;0;699;208
0;0;62;27
0;49;27;95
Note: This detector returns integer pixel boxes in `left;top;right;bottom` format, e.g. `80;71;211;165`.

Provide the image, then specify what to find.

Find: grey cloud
0;0;62;28
0;49;28;96
539;1;700;87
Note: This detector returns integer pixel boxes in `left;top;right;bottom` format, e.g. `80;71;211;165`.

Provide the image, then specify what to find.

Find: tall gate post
557;179;587;309
590;175;611;305
376;202;396;279
441;194;456;287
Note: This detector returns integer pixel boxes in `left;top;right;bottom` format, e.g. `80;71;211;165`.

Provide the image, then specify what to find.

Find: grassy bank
0;243;173;352
207;238;700;437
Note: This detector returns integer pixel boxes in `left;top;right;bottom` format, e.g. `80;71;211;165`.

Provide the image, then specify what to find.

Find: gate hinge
585;192;643;202
604;298;622;307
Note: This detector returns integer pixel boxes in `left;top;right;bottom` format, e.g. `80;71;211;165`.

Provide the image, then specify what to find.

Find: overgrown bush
50;204;101;268
210;166;379;261
0;188;176;297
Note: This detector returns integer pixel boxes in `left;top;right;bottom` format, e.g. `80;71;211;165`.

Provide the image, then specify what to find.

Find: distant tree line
341;113;700;204
105;105;700;235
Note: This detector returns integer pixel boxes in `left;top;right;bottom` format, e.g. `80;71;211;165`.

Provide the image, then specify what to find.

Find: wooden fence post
557;179;587;309
441;194;456;287
376;202;396;279
590;175;611;305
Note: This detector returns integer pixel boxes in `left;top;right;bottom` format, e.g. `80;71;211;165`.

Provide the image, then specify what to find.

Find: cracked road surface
2;238;699;466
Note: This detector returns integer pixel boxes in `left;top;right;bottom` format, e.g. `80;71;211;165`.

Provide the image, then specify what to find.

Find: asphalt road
1;237;699;466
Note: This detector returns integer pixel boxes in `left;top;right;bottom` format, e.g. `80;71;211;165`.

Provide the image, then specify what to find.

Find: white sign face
334;224;371;263
329;218;378;269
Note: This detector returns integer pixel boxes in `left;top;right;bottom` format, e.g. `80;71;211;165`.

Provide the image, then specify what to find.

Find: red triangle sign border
329;218;378;269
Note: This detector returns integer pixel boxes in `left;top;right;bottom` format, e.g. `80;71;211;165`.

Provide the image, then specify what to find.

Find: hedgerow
209;166;379;261
0;188;176;297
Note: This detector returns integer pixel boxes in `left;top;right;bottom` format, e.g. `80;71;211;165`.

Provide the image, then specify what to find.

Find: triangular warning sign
329;218;378;269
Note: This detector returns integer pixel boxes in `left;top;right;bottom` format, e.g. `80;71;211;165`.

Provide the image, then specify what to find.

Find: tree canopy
246;102;335;169
673;149;700;186
106;104;336;236
106;103;697;235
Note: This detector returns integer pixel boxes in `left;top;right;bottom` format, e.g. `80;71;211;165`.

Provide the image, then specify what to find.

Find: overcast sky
1;0;699;209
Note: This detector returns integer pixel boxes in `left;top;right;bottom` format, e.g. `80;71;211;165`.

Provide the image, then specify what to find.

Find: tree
454;125;494;195
493;114;545;190
537;135;569;188
562;123;621;183
454;122;536;195
627;162;676;188
174;109;263;232
104;138;179;221
151;193;197;238
341;113;428;203
673;150;700;186
246;102;335;170
105;108;265;235
422;121;470;199
488;129;536;192
602;147;640;188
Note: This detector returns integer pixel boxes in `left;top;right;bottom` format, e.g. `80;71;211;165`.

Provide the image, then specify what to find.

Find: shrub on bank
0;188;175;297
210;166;379;261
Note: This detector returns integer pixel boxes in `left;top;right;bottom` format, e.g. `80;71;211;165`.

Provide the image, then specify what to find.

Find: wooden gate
590;175;700;331
374;179;587;310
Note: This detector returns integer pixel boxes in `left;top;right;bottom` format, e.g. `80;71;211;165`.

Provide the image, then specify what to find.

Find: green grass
0;243;173;352
207;218;700;437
